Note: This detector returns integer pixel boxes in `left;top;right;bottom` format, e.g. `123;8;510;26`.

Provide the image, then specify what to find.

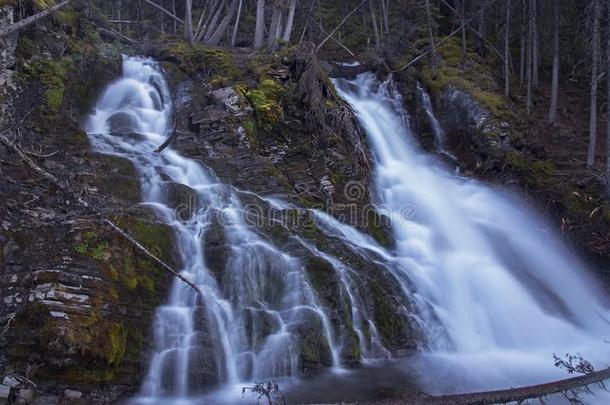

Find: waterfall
333;73;610;393
85;56;343;404
416;82;447;152
85;56;610;402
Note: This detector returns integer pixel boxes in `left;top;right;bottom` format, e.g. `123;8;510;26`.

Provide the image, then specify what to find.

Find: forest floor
528;79;608;183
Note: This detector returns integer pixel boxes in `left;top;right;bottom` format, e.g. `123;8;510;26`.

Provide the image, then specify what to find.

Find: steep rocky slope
0;5;416;403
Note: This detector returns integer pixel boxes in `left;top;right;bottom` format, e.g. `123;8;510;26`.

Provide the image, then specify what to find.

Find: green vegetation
246;78;285;131
418;38;509;120
160;42;240;86
24;57;74;116
75;231;111;261
505;151;556;188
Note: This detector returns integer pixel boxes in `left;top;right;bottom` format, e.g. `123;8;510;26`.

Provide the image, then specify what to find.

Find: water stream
86;56;342;404
334;73;610;394
85;57;610;403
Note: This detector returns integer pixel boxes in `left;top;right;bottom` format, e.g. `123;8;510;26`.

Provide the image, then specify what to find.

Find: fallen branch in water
0;130;201;295
410;366;610;404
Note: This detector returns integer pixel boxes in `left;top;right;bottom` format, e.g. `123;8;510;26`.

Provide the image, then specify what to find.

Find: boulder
209;87;252;117
63;389;82;400
1;376;19;388
0;384;13;404
16;388;34;404
107;111;138;136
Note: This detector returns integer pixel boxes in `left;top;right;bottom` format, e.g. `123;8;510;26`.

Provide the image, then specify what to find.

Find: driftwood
0;0;73;38
0;130;201;295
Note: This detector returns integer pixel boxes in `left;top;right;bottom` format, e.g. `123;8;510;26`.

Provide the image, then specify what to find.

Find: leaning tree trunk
588;0;601;168
282;0;297;42
231;0;243;46
207;0;239;46
184;0;194;44
0;0;73;38
548;0;560;124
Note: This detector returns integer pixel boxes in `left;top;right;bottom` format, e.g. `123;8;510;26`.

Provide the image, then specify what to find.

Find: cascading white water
85;56;344;404
84;56;610;401
334;73;610;393
417;82;447;151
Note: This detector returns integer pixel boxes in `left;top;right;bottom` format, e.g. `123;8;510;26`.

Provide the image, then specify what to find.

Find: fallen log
408;367;610;404
0;0;73;38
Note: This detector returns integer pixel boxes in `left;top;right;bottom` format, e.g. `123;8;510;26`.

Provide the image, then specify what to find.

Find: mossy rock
417;37;511;121
159;41;240;84
505;151;556;187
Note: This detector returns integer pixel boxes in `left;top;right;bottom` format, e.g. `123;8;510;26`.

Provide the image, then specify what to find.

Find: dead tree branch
142;0;184;25
393;0;500;73
316;0;367;51
0;0;73;38
418;367;610;404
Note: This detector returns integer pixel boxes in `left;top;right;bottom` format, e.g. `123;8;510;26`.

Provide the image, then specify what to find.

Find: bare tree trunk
369;0;381;47
143;0;183;25
254;0;266;49
172;0;177;34
548;0;560;124
478;0;486;57
588;0;601;167
461;0;467;61
282;0;297;42
203;0;225;41
532;0;539;88
207;0;239;45
184;0;194;44
381;0;390;34
231;0;243;46
425;0;437;79
504;0;511;97
607;0;610;195
519;0;526;86
526;0;533;114
267;0;283;48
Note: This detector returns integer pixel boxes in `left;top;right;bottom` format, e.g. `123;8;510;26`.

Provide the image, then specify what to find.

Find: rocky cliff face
404;79;610;276
0;7;420;403
0;8;180;403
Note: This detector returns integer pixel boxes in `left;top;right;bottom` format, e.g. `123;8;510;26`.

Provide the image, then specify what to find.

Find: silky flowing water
86;57;610;403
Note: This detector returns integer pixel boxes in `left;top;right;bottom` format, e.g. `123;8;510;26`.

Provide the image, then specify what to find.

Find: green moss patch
160;41;240;86
417;38;510;120
246;78;285;131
